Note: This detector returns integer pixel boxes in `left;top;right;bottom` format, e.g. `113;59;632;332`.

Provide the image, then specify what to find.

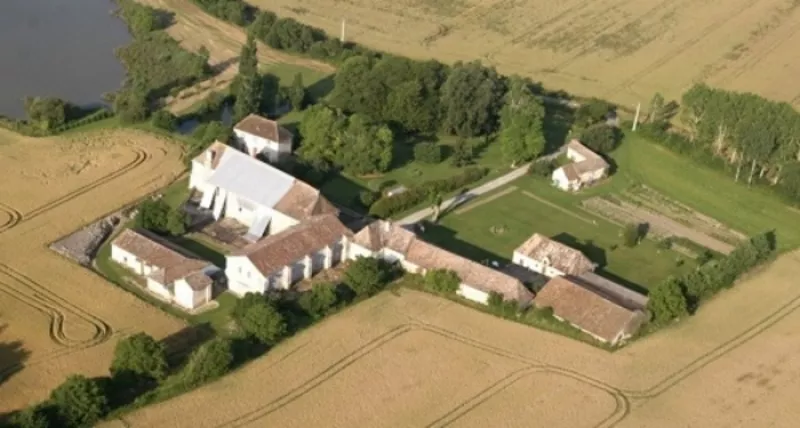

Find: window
247;271;251;279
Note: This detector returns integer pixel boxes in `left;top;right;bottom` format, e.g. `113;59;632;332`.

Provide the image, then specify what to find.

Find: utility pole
632;102;641;131
341;18;346;43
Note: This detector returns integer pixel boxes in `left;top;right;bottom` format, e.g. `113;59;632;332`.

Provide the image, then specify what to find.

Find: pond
0;0;131;118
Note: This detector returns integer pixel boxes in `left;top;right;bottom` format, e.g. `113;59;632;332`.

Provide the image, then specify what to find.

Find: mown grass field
249;0;800;108
613;132;800;250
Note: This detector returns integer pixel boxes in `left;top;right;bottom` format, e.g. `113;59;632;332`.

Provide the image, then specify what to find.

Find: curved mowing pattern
0;202;22;233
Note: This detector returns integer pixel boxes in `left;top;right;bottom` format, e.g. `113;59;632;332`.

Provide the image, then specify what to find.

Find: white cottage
225;214;351;296
350;221;533;306
189;142;338;242
552;140;610;191
110;229;219;310
233;114;293;162
512;233;596;278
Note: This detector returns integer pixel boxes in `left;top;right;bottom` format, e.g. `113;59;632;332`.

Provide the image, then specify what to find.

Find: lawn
423;186;695;292
612;132;800;250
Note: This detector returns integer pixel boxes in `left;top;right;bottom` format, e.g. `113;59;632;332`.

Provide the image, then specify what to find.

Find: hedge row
368;167;488;218
0;109;114;137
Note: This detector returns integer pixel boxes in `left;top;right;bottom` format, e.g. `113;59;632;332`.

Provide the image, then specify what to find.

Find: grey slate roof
206;147;296;209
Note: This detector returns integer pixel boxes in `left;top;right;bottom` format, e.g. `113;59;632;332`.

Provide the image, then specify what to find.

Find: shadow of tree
0;324;31;387
160;323;215;369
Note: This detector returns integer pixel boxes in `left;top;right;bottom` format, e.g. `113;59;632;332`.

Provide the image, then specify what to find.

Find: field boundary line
454;186;517;215
521;190;598;225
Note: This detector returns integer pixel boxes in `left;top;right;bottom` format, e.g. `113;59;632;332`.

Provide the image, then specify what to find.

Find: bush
111;333;169;383
344;257;393;296
135;199;186;236
623;223;641;247
413;142;442;164
297;284;338;320
50;375;108;428
647;277;688;324
656;237;673;250
10;405;49;428
359;190;379;208
528;160;555;177
451;138;475;166
179;337;234;387
424;269;460;294
369;167;488;218
579;123;621;153
232;294;287;344
487;291;504;308
150;110;176;131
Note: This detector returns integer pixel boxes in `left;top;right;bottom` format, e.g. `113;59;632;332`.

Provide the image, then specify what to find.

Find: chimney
248;146;257;157
382;220;392;233
205;149;214;167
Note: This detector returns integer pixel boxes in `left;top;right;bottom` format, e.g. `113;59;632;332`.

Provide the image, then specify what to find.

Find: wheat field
108;249;800;427
249;0;800;107
0;128;186;412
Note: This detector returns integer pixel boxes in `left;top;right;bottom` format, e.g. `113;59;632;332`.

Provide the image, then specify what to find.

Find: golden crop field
109;250;800;427
250;0;800;107
0;128;186;412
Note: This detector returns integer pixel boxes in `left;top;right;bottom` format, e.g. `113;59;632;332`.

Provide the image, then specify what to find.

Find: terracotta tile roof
274;181;339;221
351;221;416;253
233;214;351;276
565;139;609;176
112;229;188;269
352;221;532;304
534;276;645;343
192;141;229;170
514;233;596;276
406;240;533;304
112;229;213;289
234;114;292;143
147;259;210;288
183;271;213;291
559;163;580;182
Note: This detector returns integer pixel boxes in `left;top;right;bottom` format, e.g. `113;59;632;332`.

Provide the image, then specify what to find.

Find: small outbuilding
552;140;609;192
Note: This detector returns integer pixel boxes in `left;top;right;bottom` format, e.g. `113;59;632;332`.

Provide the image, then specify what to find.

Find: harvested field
109;250;800;427
581;196;735;254
249;0;800;108
0;128;186;412
133;0;334;114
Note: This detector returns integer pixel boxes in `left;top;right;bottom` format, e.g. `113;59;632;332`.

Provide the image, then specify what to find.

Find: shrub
150;110;176;131
579;123;621;153
647;277;688;324
111;332;169;383
424;269;460;294
656;237;673;250
487;291;504;308
696;250;713;265
369;167;487;218
179;337;233;387
623;223;641;247
10;405;49;428
359;190;379;208
298;284;338;320
135;199;186;236
451;138;475;166
344;257;393;296
232;294;287;344
50;375;108;428
413;142;442;164
528;160;555;177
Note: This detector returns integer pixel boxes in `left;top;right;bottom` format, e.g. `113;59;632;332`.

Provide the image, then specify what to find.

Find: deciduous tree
344;257;392;296
111;333;169;382
440;61;505;137
233;35;262;121
232;294;286;344
647;277;688;324
50;375;107;428
499;76;546;166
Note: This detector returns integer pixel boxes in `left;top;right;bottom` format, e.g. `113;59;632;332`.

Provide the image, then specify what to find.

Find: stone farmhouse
189;141;337;242
512;232;648;345
513;233;596;277
350;220;534;306
233;113;293;162
551;140;610;191
110;229;220;310
225;214;350;296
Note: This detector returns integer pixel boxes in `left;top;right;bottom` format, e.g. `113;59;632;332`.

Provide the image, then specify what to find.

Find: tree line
647;231;776;325
641;84;800;202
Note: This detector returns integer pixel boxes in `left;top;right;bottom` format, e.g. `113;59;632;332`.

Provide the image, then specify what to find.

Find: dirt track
133;0;334;113
108;250;800;427
0;129;186;412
